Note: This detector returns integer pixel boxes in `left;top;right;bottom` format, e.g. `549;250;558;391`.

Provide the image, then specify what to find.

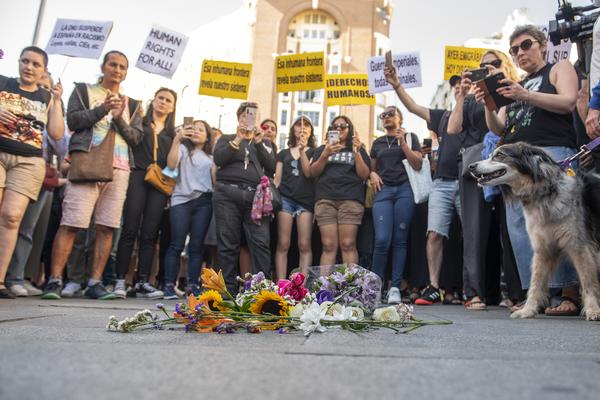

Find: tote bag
402;133;432;204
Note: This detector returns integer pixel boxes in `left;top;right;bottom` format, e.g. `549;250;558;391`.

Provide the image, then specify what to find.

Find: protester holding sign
474;25;581;316
369;107;422;304
213;102;276;294
114;88;178;299
43;51;144;301
273;116;316;280
0;46;65;299
310;116;370;266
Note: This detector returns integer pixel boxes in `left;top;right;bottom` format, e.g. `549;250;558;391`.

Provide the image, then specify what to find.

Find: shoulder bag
144;127;176;196
402;133;433;204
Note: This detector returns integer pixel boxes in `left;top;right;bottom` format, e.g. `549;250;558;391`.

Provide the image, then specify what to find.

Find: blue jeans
371;182;415;288
505;146;579;289
164;193;213;286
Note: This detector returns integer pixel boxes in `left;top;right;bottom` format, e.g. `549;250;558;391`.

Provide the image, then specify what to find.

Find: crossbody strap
151;124;158;163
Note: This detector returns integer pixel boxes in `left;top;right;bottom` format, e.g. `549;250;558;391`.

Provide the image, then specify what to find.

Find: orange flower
201;268;227;292
187;294;204;313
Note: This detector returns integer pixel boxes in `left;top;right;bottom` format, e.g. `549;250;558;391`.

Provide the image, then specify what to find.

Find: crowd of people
0;24;599;317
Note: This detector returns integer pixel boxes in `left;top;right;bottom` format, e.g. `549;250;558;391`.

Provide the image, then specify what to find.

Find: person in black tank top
475;24;581;316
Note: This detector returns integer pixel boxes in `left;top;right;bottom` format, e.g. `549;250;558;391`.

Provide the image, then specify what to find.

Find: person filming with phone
213;102;276;293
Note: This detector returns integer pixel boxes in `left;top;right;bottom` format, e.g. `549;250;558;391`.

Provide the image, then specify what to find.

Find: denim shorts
427;178;461;238
280;196;311;217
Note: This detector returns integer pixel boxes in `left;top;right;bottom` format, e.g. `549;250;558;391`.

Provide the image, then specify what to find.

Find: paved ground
0;298;599;400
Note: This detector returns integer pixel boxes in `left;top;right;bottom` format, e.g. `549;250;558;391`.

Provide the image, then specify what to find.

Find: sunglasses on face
332;123;349;130
261;124;275;132
480;59;502;68
379;110;396;119
509;39;539;56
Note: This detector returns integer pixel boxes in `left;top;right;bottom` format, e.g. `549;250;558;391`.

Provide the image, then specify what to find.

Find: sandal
544;296;581;317
451;290;463;305
464;298;487;311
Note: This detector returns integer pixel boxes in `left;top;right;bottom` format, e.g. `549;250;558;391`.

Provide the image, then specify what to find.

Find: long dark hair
330;115;355;151
182;120;213;158
143;87;177;137
287;116;315;148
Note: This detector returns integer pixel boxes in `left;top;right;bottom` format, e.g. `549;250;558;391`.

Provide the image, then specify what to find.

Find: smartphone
183;116;193;129
240;106;258;131
423;138;432;148
385;50;394;70
468;68;489;82
327;130;340;145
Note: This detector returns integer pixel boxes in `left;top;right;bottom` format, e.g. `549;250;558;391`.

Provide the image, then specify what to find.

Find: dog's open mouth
474;168;506;184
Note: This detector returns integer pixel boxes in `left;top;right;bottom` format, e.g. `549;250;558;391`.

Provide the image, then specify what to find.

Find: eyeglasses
480;59;502;68
332;123;349;130
379;110;396;119
509;39;539;56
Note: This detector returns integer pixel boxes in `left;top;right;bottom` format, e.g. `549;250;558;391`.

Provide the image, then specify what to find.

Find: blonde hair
481;49;521;82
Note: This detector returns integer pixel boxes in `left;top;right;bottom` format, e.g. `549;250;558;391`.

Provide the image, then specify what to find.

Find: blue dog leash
558;136;600;173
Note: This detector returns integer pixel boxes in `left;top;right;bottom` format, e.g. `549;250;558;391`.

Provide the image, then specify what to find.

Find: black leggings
115;170;168;281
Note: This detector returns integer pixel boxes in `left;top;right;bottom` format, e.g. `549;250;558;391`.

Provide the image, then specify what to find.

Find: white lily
299;302;327;336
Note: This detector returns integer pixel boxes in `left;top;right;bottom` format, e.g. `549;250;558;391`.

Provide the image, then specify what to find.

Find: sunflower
198;290;224;311
249;290;290;316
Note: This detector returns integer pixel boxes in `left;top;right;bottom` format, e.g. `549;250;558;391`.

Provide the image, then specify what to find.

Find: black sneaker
0;286;16;299
85;283;116;300
415;285;441;305
135;282;164;299
41;281;62;300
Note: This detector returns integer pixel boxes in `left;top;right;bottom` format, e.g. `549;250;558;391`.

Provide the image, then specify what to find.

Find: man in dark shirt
384;67;463;305
213;102;276;293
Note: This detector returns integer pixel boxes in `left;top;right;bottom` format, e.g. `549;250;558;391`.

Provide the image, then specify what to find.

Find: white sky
0;0;593;135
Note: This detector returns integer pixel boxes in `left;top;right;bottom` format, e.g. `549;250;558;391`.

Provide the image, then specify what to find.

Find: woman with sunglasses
370;106;422;304
273;116;315;280
474;25;580;317
310;116;370;266
260;119;278;153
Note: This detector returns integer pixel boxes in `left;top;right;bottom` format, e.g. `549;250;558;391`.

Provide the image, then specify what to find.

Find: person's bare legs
275;212;294;280
296;212;314;276
426;231;444;289
89;224;114;281
239;246;251;276
319;224;339;266
0;189;30;289
338;224;359;264
50;226;80;279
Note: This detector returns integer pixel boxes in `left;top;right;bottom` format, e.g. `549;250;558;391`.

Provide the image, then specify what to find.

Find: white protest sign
136;25;189;79
46;19;112;59
367;52;422;94
539;24;572;64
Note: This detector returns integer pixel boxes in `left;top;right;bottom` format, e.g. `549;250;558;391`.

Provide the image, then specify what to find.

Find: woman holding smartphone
369;106;422;304
213;102;276;293
310;115;370;266
162;120;213;299
273;116;315;280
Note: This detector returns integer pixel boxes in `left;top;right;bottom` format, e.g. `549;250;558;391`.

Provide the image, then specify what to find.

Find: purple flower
215;322;235;334
316;289;334;304
277;327;288;334
175;303;182;314
155;303;165;310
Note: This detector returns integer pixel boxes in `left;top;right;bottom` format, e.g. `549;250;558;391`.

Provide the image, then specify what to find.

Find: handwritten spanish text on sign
275;52;325;93
46;19;112;59
325;74;375;106
199;60;252;100
136;25;188;79
444;46;488;81
367;52;422;94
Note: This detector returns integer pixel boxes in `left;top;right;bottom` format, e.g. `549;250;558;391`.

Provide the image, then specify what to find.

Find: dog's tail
582;172;600;247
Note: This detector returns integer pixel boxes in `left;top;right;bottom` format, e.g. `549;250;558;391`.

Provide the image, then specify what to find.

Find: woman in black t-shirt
370;106;422;304
273;116;315;280
475;24;580;316
310;115;370;266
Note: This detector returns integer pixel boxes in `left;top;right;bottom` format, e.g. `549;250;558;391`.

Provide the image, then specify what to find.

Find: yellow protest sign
198;60;252;100
275;52;325;93
444;46;488;80
325;74;375;106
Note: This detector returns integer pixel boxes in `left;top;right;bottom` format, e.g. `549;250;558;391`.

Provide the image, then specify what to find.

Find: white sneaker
61;282;83;298
23;281;43;296
9;284;28;297
135;282;164;299
113;279;127;299
387;287;402;304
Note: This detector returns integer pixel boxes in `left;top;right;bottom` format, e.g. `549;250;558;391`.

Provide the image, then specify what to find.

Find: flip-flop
544;296;581;317
465;299;487;311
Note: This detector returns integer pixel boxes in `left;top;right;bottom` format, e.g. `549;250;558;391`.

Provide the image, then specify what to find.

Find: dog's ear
513;144;559;182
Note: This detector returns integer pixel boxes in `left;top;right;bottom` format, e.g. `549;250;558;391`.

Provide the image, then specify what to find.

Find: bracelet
228;140;240;150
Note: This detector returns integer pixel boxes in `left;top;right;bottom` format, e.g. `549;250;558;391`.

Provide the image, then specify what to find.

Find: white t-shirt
171;145;213;207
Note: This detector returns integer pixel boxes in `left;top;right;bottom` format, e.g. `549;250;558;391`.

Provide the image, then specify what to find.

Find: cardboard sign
367;52;422;94
444;46;488;81
325;74;375;106
198;60;252;100
45;18;112;59
136;25;189;79
275;52;325;93
539;24;572;64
